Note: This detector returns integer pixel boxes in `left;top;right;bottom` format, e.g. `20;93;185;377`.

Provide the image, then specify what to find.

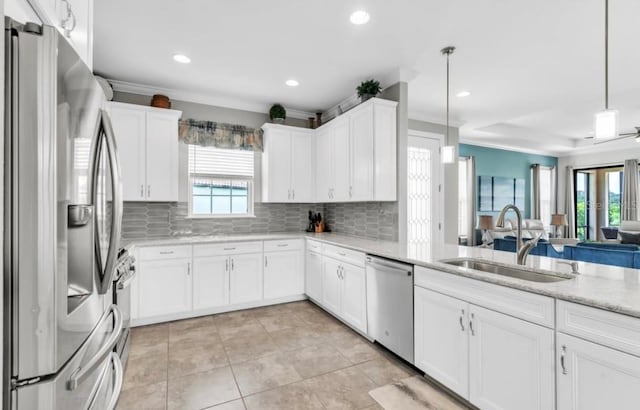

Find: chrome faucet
496;204;541;265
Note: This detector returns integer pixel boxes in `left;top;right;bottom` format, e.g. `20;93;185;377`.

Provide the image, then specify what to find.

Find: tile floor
118;300;468;410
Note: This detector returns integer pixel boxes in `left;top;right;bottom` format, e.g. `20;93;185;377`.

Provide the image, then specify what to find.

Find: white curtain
565;166;575;238
622;159;639;221
466;157;477;245
531;164;557;227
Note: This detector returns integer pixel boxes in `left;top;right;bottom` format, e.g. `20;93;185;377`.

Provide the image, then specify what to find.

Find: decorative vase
360;93;374;103
272;118;285;124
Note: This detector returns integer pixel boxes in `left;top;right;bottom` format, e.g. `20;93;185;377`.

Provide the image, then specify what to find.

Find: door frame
406;130;445;245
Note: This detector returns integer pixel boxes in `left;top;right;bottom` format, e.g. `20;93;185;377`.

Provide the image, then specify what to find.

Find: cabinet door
145;111;179;201
469;305;554;410
373;103;397;200
264;250;304;299
229;253;263;304
414;287;469;398
305;250;323;301
290;131;314;202
321;257;342;314
262;128;291;202
557;333;640;410
349;104;374;201
332;119;351;201
109;105;146;201
315;127;333;202
340;262;367;333
192;256;229;310
137;259;192;318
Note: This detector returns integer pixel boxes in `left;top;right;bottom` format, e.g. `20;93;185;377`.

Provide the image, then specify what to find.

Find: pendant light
441;46;456;164
594;0;618;139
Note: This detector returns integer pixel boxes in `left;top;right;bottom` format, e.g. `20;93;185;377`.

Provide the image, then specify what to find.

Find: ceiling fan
585;127;640;144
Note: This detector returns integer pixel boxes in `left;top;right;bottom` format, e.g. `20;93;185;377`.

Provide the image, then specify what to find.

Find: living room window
187;145;254;217
606;170;623;227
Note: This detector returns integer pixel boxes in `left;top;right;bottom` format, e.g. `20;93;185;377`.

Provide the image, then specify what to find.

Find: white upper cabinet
109;102;182;202
21;0;94;68
262;97;397;203
261;125;314;203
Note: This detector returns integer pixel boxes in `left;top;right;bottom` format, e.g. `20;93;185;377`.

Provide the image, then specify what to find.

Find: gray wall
408;119;460;244
114;91;397;241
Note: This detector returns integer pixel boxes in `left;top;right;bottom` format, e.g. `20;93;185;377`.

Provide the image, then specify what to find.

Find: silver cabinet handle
336;267;340;278
231;258;234;270
277;244;289;247
338;252;346;256
469;313;475;336
224;247;236;251
349;186;352;198
292;190;295;200
68;305;123;391
560;345;568;375
147;185;151;198
459;309;465;331
159;251;174;255
187;262;191;276
140;184;144;198
265;255;268;267
288;189;291;200
226;259;229;271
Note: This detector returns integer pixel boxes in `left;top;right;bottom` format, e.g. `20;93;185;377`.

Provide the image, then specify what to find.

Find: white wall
557;146;640;214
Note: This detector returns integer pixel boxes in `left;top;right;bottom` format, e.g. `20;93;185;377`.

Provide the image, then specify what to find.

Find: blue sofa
563;242;640;269
493;237;564;259
494;237;640;268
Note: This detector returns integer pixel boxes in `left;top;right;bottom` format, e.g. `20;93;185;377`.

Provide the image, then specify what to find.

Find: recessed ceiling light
456;91;471;97
285;79;299;87
173;54;191;64
350;10;370;25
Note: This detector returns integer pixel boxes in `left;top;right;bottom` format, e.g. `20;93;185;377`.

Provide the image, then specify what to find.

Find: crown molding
408;110;465;128
107;79;315;120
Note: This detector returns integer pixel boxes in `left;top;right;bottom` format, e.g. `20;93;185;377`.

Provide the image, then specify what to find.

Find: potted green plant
356;79;381;102
269;104;286;124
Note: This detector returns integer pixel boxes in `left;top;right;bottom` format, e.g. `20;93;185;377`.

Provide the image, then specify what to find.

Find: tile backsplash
122;201;398;242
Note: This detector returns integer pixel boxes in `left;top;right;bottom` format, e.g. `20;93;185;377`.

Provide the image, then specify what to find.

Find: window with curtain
187;145;254;217
458;159;468;237
531;164;556;229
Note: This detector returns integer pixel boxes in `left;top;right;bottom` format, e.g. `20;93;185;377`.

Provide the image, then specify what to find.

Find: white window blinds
188;145;254;177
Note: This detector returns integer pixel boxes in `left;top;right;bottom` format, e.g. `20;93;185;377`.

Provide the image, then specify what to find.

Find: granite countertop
123;232;640;319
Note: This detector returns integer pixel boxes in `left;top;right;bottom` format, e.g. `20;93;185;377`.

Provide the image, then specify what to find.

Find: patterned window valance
178;119;264;152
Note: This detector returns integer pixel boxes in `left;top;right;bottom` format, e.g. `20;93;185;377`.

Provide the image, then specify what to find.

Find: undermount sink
441;258;574;283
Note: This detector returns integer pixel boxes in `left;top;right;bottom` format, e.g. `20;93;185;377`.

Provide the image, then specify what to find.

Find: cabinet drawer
557;301;640;356
264;239;303;252
306;239;322;252
323;244;365;267
415;266;555;328
193;241;263;257
138;245;192;261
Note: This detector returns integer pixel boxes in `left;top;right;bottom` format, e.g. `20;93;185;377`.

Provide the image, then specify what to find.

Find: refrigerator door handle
67;305;123;391
86;352;124;410
94;109;123;294
106;353;124;410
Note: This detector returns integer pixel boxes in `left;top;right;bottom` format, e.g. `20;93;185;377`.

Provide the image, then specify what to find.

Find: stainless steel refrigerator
4;18;124;409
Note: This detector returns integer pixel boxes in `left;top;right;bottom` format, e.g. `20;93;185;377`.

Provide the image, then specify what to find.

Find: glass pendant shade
442;145;456;164
594;109;619;139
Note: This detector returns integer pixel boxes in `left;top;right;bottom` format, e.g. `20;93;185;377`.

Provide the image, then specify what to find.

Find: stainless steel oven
113;250;135;365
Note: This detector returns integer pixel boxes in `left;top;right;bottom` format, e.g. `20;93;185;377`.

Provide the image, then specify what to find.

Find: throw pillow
618;231;640;245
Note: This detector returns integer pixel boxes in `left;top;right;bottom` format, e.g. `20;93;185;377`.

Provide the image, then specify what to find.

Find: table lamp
478;215;494;247
551;214;567;238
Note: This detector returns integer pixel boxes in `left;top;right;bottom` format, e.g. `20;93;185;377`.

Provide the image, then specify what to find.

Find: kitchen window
187;145;254;217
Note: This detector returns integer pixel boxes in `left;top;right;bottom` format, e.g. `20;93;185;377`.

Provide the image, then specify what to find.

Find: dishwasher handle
366;256;412;275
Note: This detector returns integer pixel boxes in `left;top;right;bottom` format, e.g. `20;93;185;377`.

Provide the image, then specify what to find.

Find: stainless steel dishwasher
365;255;414;364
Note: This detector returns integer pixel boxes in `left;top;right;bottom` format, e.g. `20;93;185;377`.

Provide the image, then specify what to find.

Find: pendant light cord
441;46;455;143
605;0;609;110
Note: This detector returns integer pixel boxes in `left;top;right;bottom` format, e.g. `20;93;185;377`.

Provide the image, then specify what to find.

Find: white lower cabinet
414;285;555;410
192;255;230;310
321;255;367;334
340;262;367;333
137;258;192;318
321;257;342;314
414;287;469;398
469;305;554;410
557;332;640;410
263;250;304;299
305;250;322;301
229;252;263;304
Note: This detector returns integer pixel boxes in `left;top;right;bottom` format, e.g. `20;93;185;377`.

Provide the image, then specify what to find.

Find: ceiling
94;0;640;156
